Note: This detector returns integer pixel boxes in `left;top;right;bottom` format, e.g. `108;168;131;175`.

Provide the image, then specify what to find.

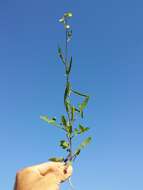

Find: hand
14;162;73;190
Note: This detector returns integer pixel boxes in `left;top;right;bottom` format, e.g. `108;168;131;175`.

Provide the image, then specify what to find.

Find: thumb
31;162;60;176
32;161;73;182
32;162;73;182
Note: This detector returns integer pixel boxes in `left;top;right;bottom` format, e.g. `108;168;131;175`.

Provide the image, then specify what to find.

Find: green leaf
58;47;65;64
71;89;89;97
61;115;67;127
60;140;69;149
79;137;92;149
74;149;81;156
81;96;89;110
64;82;71;102
60;116;72;134
65;99;71;114
66;124;72;135
49;157;64;162
66;56;72;74
40;115;59;127
74;128;79;136
73;137;91;160
79;96;89;118
71;105;75;121
79;124;89;133
74;125;89;136
76;125;89;134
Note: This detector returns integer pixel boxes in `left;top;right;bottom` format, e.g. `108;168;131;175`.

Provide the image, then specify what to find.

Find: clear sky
0;0;143;189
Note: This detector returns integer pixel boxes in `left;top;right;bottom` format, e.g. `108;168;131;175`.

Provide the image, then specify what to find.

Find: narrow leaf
65;99;71;114
71;105;75;121
79;96;90;117
71;89;89;97
79;137;92;149
74;125;89;135
64;82;71;102
79;124;89;133
61;115;67;127
49;157;64;162
40;115;59;127
81;96;89;110
66;56;72;74
66;124;72;135
74;149;81;156
72;137;91;160
58;47;65;64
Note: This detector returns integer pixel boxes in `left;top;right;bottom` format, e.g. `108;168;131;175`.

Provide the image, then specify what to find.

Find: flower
64;12;73;18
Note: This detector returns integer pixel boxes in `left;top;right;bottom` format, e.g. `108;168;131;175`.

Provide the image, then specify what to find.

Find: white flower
64;24;70;29
64;12;73;18
59;17;65;23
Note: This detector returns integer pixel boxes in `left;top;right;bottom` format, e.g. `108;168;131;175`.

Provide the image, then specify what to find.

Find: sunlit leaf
80;96;89;110
73;137;91;160
74;124;89;135
60;140;69;149
79;96;90;118
40;115;59;127
61;115;67;127
66;124;72;135
79;124;89;133
79;137;92;149
75;149;81;156
49;157;64;162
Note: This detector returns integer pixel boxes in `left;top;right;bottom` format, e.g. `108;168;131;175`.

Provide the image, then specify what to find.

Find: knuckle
16;167;31;179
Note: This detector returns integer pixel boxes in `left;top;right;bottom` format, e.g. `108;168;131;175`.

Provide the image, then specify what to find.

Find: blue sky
0;0;143;189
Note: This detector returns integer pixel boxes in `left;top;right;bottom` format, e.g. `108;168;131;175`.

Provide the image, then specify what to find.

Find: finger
30;161;73;182
43;162;73;183
60;164;73;182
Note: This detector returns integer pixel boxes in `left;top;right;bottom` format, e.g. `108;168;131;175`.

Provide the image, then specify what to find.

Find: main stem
65;20;72;162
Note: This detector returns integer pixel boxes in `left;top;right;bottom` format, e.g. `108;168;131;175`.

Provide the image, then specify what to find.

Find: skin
14;162;73;190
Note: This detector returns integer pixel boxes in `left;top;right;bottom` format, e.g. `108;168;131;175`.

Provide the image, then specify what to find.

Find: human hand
14;162;73;190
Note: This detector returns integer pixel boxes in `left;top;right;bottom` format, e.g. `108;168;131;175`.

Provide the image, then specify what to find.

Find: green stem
64;18;73;162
